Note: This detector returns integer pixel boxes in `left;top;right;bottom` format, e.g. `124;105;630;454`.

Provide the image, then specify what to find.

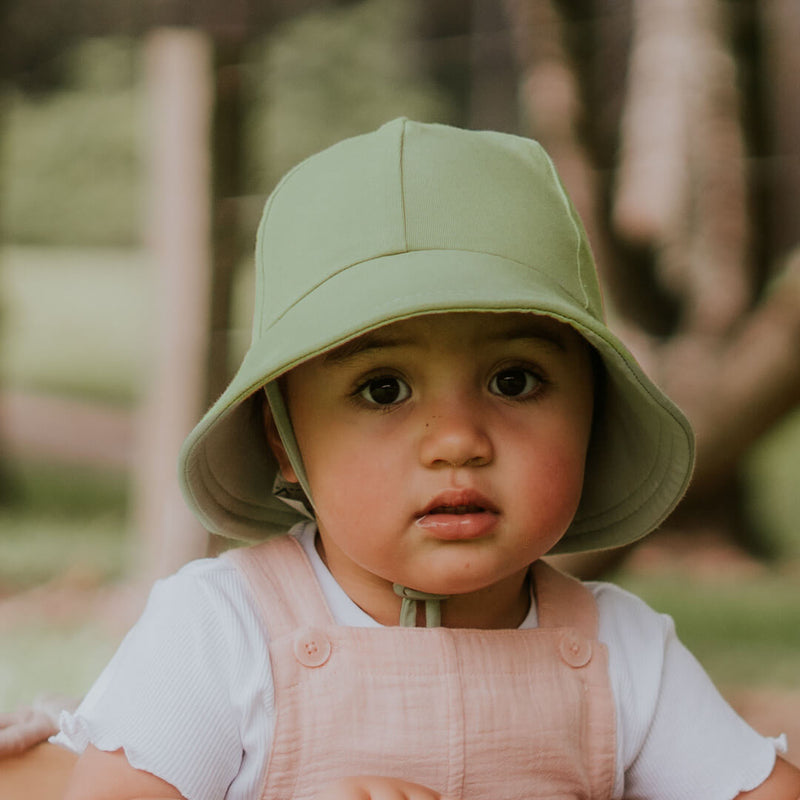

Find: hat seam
398;119;409;251
253;158;310;341
541;153;590;311
264;249;590;333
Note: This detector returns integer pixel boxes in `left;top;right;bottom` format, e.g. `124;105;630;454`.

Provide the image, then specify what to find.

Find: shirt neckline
295;521;539;629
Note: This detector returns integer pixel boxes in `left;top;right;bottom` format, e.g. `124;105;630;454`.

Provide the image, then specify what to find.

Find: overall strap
532;559;599;639
224;534;334;638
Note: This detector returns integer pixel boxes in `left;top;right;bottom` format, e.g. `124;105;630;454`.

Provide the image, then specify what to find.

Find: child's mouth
416;492;499;539
420;489;499;517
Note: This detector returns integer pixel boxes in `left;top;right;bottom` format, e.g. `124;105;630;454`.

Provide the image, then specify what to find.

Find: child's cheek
308;439;396;526
520;449;587;535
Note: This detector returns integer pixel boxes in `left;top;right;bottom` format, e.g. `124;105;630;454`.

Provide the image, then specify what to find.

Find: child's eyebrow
323;322;568;365
322;334;413;364
488;324;568;352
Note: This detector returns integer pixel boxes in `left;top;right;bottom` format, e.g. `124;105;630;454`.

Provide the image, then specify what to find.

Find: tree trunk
133;27;215;585
468;0;520;133
759;0;800;261
501;0;800;575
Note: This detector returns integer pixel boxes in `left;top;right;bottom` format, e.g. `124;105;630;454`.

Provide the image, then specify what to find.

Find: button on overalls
227;536;616;800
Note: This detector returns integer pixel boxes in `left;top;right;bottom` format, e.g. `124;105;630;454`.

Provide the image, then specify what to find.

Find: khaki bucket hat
179;118;694;554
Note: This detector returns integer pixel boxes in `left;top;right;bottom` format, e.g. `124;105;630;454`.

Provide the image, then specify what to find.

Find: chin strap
393;585;449;627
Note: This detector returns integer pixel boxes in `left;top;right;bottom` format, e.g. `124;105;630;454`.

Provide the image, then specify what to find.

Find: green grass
0;623;122;711
0;513;128;590
615;570;800;689
0;39;142;247
0;459;129;590
0;460;130;709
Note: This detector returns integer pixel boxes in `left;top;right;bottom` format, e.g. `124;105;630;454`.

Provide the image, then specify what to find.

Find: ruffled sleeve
593;582;783;800
53;558;274;800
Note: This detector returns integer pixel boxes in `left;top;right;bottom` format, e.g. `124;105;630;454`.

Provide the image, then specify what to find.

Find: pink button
558;629;592;668
293;628;331;668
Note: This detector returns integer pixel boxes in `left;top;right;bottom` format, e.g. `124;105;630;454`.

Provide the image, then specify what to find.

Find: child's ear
262;395;299;484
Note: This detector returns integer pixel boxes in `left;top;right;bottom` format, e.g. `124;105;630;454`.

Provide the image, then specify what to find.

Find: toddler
56;119;800;800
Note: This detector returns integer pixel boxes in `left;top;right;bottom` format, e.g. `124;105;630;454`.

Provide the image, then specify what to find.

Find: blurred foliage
1;38;142;246
0;458;127;709
8;459;127;519
0;246;152;401
744;408;800;561
0;0;455;246
0;506;127;591
245;0;455;193
0;622;120;711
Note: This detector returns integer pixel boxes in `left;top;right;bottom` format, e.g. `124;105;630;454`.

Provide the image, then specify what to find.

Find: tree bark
759;0;800;261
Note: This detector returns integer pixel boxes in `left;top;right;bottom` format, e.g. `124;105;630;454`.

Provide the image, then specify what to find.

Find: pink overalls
227;536;616;800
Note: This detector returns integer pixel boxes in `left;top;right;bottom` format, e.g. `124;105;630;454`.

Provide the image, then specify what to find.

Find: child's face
267;312;595;622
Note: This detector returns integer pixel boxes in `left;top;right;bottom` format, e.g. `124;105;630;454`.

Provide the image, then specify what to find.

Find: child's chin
410;569;509;599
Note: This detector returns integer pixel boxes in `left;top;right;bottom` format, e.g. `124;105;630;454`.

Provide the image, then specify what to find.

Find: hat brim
180;248;694;553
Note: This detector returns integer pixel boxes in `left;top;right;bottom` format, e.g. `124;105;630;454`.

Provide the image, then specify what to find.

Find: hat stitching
262;249;591;334
541;153;591;311
252;157;311;341
398;119;409;251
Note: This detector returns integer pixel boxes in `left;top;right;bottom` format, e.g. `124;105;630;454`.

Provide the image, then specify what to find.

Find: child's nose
418;400;494;469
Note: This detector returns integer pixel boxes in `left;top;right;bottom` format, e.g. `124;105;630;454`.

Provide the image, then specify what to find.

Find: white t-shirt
54;522;784;800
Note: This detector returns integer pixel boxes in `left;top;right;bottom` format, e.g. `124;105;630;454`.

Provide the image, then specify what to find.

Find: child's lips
419;489;499;516
415;490;500;539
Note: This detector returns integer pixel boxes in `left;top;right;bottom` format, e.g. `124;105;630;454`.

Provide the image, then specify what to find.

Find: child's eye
357;375;411;406
489;368;542;398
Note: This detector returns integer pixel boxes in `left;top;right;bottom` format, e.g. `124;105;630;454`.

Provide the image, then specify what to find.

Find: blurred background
0;0;798;753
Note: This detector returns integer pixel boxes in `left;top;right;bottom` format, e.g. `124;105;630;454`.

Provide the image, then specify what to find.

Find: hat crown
253;118;603;346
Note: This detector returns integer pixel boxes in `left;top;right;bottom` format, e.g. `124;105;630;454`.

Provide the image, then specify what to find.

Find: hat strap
393;584;448;627
264;382;315;513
